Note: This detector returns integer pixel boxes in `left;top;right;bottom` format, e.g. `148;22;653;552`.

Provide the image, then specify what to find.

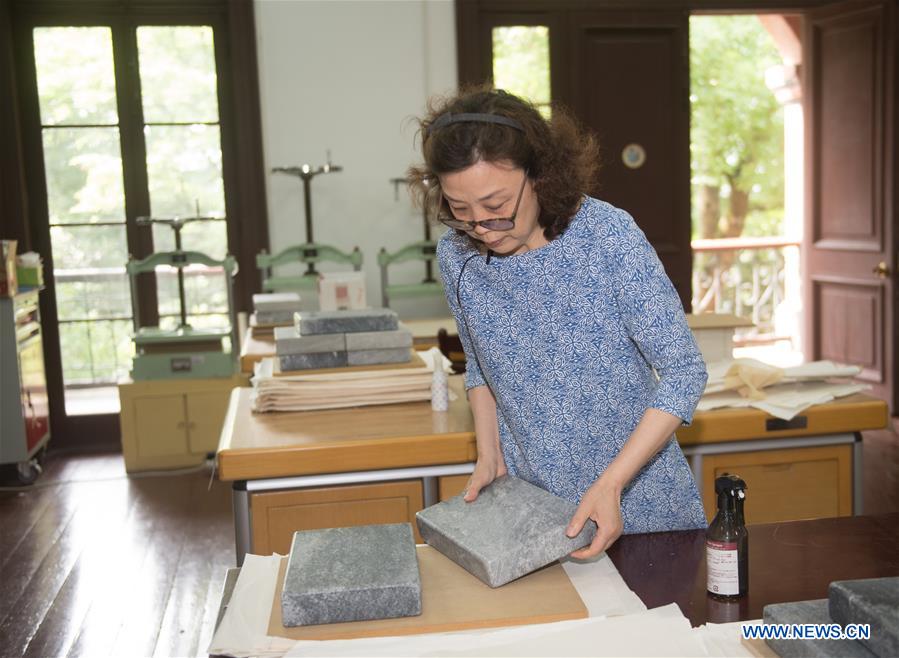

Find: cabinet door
250;480;424;555
185;390;231;454
438;474;469;501
133;395;188;458
701;444;853;524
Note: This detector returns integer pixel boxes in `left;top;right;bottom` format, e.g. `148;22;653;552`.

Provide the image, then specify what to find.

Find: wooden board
266;545;586;640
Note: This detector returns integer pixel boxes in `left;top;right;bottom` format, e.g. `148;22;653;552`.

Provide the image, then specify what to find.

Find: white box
318;271;366;311
686;313;755;363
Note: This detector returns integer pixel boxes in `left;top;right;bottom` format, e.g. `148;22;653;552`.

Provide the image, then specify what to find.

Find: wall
254;0;457;317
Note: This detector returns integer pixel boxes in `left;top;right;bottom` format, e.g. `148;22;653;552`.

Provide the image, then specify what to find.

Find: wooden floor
1;425;898;658
0;454;234;658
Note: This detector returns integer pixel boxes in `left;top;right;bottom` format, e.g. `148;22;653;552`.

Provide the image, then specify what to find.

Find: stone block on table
347;347;412;366
281;523;422;626
344;325;413;351
253;292;302;312
763;599;876;657
829;577;899;658
415;475;596;588
274;326;346;355
294;308;398;336
279;351;347;372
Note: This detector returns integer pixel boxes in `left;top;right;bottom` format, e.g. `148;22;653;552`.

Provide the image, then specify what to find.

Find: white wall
254;0;457;317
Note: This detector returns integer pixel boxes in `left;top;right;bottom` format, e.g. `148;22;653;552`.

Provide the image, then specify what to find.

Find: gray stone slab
279;351;347;372
253;292;302;313
345;326;413;351
763;600;876;658
274;326;346;355
294;308;398;336
415;475;596;588
281;523;421;627
830;577;899;658
256;310;298;326
347;347;412;366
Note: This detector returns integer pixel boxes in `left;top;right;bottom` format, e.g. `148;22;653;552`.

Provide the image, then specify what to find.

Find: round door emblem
622;143;646;169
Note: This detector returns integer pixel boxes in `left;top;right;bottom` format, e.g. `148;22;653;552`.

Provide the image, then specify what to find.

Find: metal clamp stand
390;177;436;284
135;214;226;330
272;153;342;276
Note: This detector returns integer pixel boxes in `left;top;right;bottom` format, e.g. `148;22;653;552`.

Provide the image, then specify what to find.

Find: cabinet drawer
132;395;188;458
701;444;853;524
250;480;424;555
438;474;469;501
186;390;231;454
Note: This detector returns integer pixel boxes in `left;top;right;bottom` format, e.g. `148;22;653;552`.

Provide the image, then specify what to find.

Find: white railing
691;236;800;345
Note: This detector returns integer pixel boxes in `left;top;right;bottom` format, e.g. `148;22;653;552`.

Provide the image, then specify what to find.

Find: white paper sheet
284;604;702;657
208;550;646;658
697;381;869;420
208;554;296;658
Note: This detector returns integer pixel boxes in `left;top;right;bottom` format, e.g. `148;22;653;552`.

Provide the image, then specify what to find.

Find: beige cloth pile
699;359;868;420
251;347;450;413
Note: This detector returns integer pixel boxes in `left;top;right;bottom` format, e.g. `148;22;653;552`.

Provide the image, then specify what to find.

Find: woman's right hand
463;453;507;502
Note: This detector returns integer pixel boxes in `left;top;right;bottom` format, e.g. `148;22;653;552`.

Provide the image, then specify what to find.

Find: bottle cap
715;473;747;494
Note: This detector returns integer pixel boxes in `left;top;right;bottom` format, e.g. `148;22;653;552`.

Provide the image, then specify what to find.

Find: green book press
127;215;238;380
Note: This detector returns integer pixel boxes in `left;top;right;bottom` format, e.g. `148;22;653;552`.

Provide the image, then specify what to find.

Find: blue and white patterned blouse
438;196;708;533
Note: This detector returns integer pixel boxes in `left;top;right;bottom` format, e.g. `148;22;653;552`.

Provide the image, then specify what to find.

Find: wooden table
216;380;887;564
607;512;899;626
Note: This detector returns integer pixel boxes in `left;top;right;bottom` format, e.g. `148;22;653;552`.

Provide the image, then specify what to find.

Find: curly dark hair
407;85;600;241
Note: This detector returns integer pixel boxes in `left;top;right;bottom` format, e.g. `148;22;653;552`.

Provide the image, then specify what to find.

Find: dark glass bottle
706;474;748;598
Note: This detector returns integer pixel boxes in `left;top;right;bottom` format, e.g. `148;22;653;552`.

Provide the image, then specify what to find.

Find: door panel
570;12;692;309
804;0;894;409
816;280;882;382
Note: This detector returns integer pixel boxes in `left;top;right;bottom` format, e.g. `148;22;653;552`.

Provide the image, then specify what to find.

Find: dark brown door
803;0;896;411
568;10;693;310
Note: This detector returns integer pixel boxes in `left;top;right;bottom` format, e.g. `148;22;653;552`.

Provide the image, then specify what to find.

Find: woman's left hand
565;480;624;559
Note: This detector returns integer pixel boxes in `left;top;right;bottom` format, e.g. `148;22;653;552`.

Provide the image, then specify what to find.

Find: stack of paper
251;347;449;413
698;358;868;420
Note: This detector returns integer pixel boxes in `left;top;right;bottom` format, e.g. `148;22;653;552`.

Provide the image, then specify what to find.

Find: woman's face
439;160;546;256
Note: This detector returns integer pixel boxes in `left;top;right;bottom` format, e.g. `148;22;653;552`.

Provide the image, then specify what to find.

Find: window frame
10;0;268;447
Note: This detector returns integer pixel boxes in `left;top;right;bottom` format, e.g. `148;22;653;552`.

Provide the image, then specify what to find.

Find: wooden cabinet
250;480;424;555
438;474;469;502
119;375;245;472
699;444;853;525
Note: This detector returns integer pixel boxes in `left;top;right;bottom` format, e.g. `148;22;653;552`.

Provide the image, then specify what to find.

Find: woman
408;88;708;558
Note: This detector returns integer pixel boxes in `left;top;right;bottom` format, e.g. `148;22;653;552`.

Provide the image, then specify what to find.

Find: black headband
425;112;525;138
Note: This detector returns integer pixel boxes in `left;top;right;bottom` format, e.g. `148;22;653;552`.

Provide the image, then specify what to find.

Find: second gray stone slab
347;347;411;366
829;577;899;658
763;599;876;658
294;308;398;336
281;523;422;627
415;475;596;588
345;326;413;351
274;326;346;355
279;351;347;371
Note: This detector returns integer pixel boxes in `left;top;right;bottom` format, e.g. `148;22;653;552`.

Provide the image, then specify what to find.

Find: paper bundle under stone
275;308;412;372
251;348;443;412
416;475;597;588
281;524;422;627
252;292;302;326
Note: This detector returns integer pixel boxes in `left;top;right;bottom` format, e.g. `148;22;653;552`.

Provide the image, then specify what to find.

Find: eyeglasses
429;170;529;232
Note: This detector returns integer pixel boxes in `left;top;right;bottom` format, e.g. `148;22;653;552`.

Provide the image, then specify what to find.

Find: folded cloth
697;381;869;420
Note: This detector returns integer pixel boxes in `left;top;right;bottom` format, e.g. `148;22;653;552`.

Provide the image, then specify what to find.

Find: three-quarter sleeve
437;235;487;391
601;209;708;425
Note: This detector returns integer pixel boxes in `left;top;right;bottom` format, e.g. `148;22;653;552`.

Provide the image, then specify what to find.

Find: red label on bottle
706;539;739;595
